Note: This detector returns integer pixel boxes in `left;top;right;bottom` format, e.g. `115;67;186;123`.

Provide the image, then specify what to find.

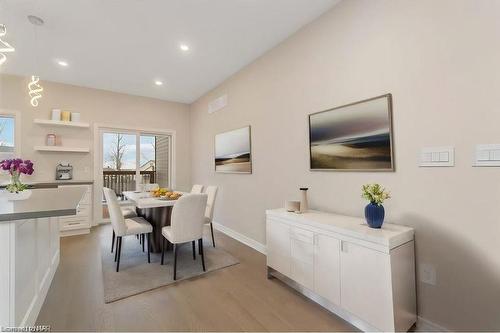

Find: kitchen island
0;187;86;329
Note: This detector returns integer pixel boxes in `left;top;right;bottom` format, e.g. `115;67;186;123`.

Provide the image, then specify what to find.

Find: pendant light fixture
28;75;43;107
27;14;44;107
0;24;15;66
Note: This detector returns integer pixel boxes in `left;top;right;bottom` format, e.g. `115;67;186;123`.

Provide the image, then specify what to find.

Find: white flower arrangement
361;183;390;206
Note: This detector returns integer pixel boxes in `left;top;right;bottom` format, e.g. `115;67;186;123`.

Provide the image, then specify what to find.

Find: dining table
123;190;182;252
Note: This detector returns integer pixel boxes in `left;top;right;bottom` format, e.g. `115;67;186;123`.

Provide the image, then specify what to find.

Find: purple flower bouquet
0;158;34;193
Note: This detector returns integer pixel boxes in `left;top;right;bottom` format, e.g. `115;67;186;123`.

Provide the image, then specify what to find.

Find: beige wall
0;74;191;189
190;0;500;330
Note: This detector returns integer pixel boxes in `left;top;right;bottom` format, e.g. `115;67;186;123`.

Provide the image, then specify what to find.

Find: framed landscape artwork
309;94;394;171
215;126;252;173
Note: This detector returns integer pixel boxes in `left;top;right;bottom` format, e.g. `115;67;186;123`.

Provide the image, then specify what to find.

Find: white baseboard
212;221;266;255
416;315;448;332
21;250;60;327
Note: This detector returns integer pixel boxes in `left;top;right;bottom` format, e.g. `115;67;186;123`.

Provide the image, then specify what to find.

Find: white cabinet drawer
291;238;314;264
290;227;314;244
59;214;87;225
60;220;90;231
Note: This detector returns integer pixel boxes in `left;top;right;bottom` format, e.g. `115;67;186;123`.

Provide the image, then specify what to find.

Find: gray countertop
0;187;87;222
0;180;94;189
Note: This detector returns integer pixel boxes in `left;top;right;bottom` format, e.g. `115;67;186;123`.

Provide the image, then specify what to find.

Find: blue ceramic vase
364;202;385;228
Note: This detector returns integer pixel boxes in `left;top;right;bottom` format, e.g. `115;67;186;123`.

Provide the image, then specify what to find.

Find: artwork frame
308;94;395;172
214;125;252;174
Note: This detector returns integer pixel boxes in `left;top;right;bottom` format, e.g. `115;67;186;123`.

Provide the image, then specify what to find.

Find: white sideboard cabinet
266;209;416;332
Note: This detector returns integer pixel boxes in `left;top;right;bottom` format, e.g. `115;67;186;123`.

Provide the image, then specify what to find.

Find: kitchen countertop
0;180;94;189
0;187;87;222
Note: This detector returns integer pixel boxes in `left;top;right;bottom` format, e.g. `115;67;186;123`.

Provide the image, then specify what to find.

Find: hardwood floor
36;224;357;331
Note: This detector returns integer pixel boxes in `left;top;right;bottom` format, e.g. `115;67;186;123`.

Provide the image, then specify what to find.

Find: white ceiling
0;0;339;103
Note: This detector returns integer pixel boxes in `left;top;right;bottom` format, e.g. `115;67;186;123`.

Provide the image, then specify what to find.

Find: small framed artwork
308;94;395;171
215;125;252;173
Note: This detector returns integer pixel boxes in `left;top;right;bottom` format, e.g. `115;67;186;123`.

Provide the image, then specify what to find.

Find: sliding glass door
102;131;137;197
140;133;171;189
99;128;172;221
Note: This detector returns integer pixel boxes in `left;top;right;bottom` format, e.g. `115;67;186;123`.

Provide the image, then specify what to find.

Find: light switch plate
420;146;454;167
474;144;500;167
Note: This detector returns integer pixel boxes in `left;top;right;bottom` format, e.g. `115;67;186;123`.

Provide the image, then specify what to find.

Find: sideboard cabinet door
340;241;394;331
313;234;341;306
266;219;291;277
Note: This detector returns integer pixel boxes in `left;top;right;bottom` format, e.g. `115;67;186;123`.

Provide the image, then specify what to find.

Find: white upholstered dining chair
161;193;208;280
121;206;137;218
191;184;204;194
204;186;218;247
103;187;153;272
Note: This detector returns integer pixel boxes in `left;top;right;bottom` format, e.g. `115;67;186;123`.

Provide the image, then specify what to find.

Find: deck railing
103;170;155;196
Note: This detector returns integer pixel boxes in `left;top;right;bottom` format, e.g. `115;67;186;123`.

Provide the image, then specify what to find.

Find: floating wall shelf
34;119;90;128
34;146;90;153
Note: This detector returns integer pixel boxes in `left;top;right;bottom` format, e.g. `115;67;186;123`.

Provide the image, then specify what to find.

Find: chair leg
210;223;216;247
142;234;145;252
147;233;151;264
114;236;119;262
173;244;178;280
111;230;115;253
116;237;122;272
199;238;206;272
192;241;196;260
161;237;166;265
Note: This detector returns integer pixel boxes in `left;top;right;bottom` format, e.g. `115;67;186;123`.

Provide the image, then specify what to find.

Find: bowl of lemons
153;188;182;200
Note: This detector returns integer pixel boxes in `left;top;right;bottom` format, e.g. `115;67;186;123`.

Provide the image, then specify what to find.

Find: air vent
208;94;227;114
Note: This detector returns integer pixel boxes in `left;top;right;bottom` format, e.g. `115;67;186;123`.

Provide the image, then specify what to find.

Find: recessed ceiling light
57;60;68;67
179;44;190;52
154;80;163;86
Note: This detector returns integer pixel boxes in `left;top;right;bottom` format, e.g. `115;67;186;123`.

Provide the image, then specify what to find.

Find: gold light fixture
27;15;44;107
28;75;43;107
0;24;15;66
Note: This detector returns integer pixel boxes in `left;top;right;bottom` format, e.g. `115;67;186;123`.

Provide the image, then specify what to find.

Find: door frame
93;123;176;225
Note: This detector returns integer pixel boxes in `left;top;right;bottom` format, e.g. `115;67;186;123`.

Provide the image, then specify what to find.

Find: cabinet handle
341;240;348;253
